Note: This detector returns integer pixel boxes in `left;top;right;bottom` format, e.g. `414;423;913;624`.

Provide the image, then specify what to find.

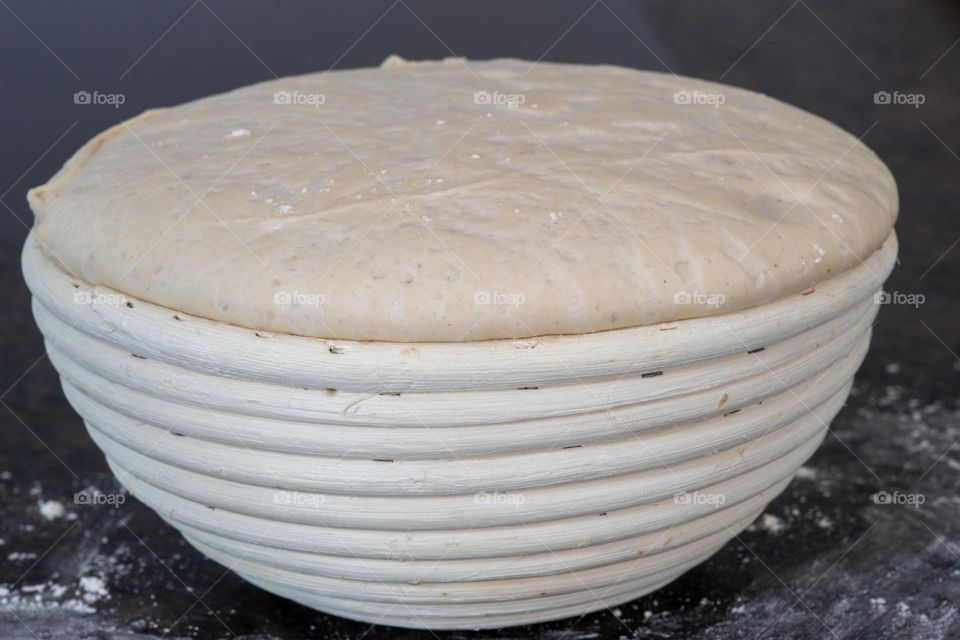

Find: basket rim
23;230;897;391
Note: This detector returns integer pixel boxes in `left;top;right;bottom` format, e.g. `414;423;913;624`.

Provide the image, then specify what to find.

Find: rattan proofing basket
23;231;897;629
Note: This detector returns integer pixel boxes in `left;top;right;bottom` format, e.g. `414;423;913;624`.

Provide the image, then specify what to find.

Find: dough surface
28;56;897;342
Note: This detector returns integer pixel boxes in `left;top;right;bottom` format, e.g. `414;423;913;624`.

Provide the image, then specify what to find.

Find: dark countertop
1;1;959;638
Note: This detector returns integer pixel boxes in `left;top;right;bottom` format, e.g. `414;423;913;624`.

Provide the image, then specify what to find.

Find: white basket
22;231;897;629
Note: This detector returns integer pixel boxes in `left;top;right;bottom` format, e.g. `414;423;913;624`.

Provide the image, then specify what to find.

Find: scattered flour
757;513;786;535
38;499;66;521
79;576;108;604
870;596;888;612
0;582;96;614
794;466;819;480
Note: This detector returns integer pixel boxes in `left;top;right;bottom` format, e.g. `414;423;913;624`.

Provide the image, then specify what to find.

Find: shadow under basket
22;231;897;629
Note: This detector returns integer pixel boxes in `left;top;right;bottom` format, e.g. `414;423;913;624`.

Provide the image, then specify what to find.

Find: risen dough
28;56;897;341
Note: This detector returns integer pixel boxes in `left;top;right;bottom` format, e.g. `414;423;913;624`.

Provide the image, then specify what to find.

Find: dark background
1;1;959;638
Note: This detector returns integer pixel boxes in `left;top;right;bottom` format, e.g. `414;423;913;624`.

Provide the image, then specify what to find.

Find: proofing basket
22;231;897;629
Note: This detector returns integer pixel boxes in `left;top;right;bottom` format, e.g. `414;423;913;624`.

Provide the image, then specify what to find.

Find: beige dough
27;56;897;341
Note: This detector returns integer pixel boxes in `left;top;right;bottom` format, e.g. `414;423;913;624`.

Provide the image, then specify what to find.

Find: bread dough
27;56;897;341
